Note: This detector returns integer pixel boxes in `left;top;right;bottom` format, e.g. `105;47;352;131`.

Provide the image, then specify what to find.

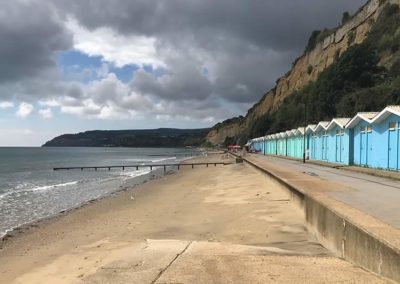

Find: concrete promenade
243;153;400;283
253;154;400;229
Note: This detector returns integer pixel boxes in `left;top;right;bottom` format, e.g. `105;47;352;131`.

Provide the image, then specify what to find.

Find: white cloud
0;101;14;109
16;102;34;118
39;99;60;107
39;108;53;118
66;18;164;68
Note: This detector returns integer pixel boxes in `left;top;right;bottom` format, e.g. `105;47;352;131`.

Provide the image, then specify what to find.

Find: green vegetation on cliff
43;128;210;148
247;3;400;139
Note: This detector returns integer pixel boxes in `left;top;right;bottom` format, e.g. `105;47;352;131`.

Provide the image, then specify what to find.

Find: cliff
207;0;400;145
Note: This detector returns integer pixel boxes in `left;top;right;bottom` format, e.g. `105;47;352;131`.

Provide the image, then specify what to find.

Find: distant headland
42;128;210;147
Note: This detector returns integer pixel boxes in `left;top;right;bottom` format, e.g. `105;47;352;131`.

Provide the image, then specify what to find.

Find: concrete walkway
252;154;400;229
13;239;389;284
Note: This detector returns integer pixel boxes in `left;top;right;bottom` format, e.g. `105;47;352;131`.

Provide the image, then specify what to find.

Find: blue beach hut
346;112;378;168
311;121;330;162
325;118;352;165
369;106;400;170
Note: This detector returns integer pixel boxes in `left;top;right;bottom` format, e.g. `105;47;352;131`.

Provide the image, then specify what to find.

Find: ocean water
0;147;199;238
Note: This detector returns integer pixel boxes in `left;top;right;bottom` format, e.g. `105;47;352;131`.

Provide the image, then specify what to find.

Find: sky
0;0;367;146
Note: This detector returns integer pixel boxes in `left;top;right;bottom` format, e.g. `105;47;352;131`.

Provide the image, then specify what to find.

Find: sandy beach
0;154;388;283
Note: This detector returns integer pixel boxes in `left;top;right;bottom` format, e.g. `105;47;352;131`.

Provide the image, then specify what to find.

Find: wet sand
0;154;389;283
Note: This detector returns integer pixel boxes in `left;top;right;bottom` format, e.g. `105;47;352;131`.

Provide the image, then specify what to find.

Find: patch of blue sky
57;50;140;83
143;64;167;77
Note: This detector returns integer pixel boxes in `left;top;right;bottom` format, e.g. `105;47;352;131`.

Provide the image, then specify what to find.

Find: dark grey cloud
54;0;366;106
0;1;72;84
0;0;368;123
131;55;212;102
56;0;366;51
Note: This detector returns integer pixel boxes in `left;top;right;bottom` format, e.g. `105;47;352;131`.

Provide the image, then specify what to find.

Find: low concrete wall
241;155;400;283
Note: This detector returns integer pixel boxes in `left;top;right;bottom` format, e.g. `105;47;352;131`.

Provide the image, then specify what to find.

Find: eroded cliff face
207;0;398;145
206;120;242;145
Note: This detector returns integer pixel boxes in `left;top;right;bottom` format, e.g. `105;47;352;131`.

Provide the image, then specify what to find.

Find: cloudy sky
0;0;366;146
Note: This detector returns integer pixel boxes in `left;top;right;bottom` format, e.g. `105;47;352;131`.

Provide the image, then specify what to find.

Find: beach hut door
388;122;398;170
360;130;366;166
335;133;341;163
311;136;315;159
322;133;328;160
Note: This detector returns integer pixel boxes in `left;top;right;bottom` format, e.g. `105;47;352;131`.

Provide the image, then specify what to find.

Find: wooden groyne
147;152;203;157
53;162;233;173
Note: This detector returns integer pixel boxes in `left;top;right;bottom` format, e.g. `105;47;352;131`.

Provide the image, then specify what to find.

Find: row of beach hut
249;106;400;171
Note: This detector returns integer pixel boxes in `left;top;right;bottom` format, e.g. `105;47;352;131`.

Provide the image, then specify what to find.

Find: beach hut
265;135;272;155
257;137;264;153
277;132;287;156
263;136;268;155
269;134;278;155
306;125;317;160
310;122;330;162
346;112;378;168
286;130;296;158
325;118;352;165
369;106;400;170
294;127;306;159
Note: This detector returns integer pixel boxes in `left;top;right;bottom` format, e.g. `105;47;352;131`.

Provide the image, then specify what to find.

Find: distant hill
42;128;210;147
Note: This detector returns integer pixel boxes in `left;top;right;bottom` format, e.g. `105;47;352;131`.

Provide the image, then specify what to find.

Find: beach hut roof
326;118;351;130
346;112;379;129
305;124;317;134
371;105;400;124
314;121;330;132
286;130;293;137
297;127;306;135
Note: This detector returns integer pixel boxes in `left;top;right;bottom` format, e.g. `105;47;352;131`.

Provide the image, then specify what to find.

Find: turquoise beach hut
277;132;287;156
306;125;317;160
269;134;278;155
286;130;296;158
265;135;273;155
294;127;306;159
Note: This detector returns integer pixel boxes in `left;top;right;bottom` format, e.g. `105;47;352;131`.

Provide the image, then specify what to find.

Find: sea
0;147;200;238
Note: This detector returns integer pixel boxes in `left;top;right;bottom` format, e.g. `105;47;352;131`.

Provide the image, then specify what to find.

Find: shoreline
0;151;214;244
0;166;173;246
